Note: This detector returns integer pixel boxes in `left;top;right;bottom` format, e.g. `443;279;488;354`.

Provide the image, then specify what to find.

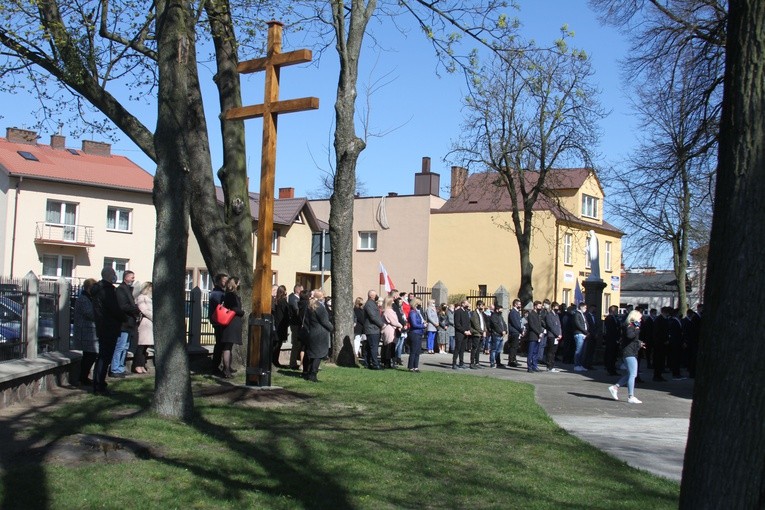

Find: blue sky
1;1;635;200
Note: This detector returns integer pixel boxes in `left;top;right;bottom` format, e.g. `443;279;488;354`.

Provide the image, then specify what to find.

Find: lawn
0;366;679;509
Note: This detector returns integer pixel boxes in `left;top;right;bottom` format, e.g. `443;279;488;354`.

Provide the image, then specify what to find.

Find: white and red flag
378;262;396;293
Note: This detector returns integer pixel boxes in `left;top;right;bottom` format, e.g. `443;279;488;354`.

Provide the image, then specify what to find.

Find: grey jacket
426;306;439;332
363;298;384;335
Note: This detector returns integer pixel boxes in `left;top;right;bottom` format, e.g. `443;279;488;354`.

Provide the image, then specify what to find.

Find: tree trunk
151;0;195;420
328;0;375;363
517;234;534;306
679;1;765;507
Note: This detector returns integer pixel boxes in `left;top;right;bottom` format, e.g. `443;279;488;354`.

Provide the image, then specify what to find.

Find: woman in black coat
220;277;245;378
304;290;333;382
271;285;289;367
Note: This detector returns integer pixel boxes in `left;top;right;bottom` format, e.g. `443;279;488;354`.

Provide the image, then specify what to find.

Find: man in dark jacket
208;273;228;375
526;301;544;372
452;300;471;369
91;267;122;395
573;302;589;371
653;307;670;381
604;305;621;376
506;299;523;368
488;303;507;368
363;290;384;369
111;270;141;377
468;300;488;369
544;302;563;372
288;284;303;369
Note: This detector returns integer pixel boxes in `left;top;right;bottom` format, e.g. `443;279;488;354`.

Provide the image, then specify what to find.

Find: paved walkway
413;351;693;482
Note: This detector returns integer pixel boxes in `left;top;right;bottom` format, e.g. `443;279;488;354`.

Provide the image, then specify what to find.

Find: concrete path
414;351;692;482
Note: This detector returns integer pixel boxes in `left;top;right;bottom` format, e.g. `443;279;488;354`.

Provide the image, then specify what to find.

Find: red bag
214;303;235;326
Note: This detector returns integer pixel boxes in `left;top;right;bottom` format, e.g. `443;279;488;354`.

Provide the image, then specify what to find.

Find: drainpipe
320;229;326;291
553;222;560;301
10;176;22;277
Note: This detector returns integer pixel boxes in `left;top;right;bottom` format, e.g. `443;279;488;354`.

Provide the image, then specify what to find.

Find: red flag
378;262;395;293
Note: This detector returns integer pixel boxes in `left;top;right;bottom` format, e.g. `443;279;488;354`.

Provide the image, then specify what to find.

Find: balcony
34;222;95;247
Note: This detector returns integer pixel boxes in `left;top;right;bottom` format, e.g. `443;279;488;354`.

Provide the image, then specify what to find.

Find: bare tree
0;0;262;419
608;60;716;313
680;1;765;506
451;30;604;305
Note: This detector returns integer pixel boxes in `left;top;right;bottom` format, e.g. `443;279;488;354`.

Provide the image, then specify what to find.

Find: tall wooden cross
224;20;318;387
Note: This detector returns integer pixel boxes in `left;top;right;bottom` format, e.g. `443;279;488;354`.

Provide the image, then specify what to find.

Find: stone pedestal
582;279;607;313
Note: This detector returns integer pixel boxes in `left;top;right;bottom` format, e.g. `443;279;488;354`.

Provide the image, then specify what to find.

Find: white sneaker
608;385;619;400
574;366;586;372
628;396;642;404
549;368;560;373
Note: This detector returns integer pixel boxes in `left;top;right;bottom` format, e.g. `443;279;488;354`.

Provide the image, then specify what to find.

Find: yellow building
428;167;623;307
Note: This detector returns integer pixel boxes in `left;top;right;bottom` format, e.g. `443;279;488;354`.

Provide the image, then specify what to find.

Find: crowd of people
71;267;154;396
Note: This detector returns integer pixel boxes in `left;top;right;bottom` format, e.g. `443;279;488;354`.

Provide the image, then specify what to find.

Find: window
582;194;599;219
358;231;377;251
605;241;612;271
311;231;332;271
46;200;78;241
199;271;211;292
107;207;132;232
67;149;80;156
42;255;73;280
185;270;194;291
271;229;280;254
604;293;612;310
563;233;573;265
18;150;39;161
104;258;129;281
478;284;487;295
562;289;572;305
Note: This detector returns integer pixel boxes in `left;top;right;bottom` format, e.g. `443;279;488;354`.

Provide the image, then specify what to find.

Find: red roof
0;137;153;192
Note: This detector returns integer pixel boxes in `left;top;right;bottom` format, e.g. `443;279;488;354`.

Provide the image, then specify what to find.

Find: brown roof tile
0;137;153;192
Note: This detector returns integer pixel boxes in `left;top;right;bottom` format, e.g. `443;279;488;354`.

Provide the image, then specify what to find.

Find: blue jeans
427;331;436;351
490;335;504;366
449;335;455;352
395;332;407;359
527;340;539;371
111;330;130;374
617;356;638;396
574;333;586;367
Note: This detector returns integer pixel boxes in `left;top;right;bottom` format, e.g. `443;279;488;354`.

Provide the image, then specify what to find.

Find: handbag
214;303;236;326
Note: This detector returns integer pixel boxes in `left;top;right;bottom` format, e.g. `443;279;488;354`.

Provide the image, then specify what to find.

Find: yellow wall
428;208;622;306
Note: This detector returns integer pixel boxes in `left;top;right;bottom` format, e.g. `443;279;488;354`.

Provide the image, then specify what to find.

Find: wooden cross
224;20;318;387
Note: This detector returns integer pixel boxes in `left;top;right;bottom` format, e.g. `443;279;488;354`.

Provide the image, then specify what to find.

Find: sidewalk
414;350;692;482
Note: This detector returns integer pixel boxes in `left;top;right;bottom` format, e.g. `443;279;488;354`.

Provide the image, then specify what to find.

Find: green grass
0;366;679;509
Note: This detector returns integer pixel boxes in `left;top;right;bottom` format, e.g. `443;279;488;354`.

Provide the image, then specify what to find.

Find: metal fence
186;289;215;346
0;275;63;363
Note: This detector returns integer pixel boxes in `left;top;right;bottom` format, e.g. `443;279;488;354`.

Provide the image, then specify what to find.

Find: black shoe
109;372;127;379
509;362;519;368
496;363;505;368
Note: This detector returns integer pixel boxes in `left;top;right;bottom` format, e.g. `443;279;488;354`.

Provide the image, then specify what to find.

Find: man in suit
111;270;141;377
583;305;600;370
604;305;621;376
506;299;523;368
488;303;507;368
288;284;304;369
573;301;589;371
668;308;685;379
452;300;471;369
468;300;488;369
653;307;670;381
526;301;544;372
544;302;563;372
91;267;122;395
363;290;384;370
640;308;656;369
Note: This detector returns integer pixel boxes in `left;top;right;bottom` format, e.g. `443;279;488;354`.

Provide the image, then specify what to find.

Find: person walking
73;278;99;386
608;310;645;404
133;282;153;374
304;290;333;382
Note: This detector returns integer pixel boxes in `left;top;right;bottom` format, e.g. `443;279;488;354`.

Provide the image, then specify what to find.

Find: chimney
414;156;441;196
81;140;111;156
278;187;295;199
50;134;66;150
450;166;468;198
6;127;38;145
388;192;398;197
